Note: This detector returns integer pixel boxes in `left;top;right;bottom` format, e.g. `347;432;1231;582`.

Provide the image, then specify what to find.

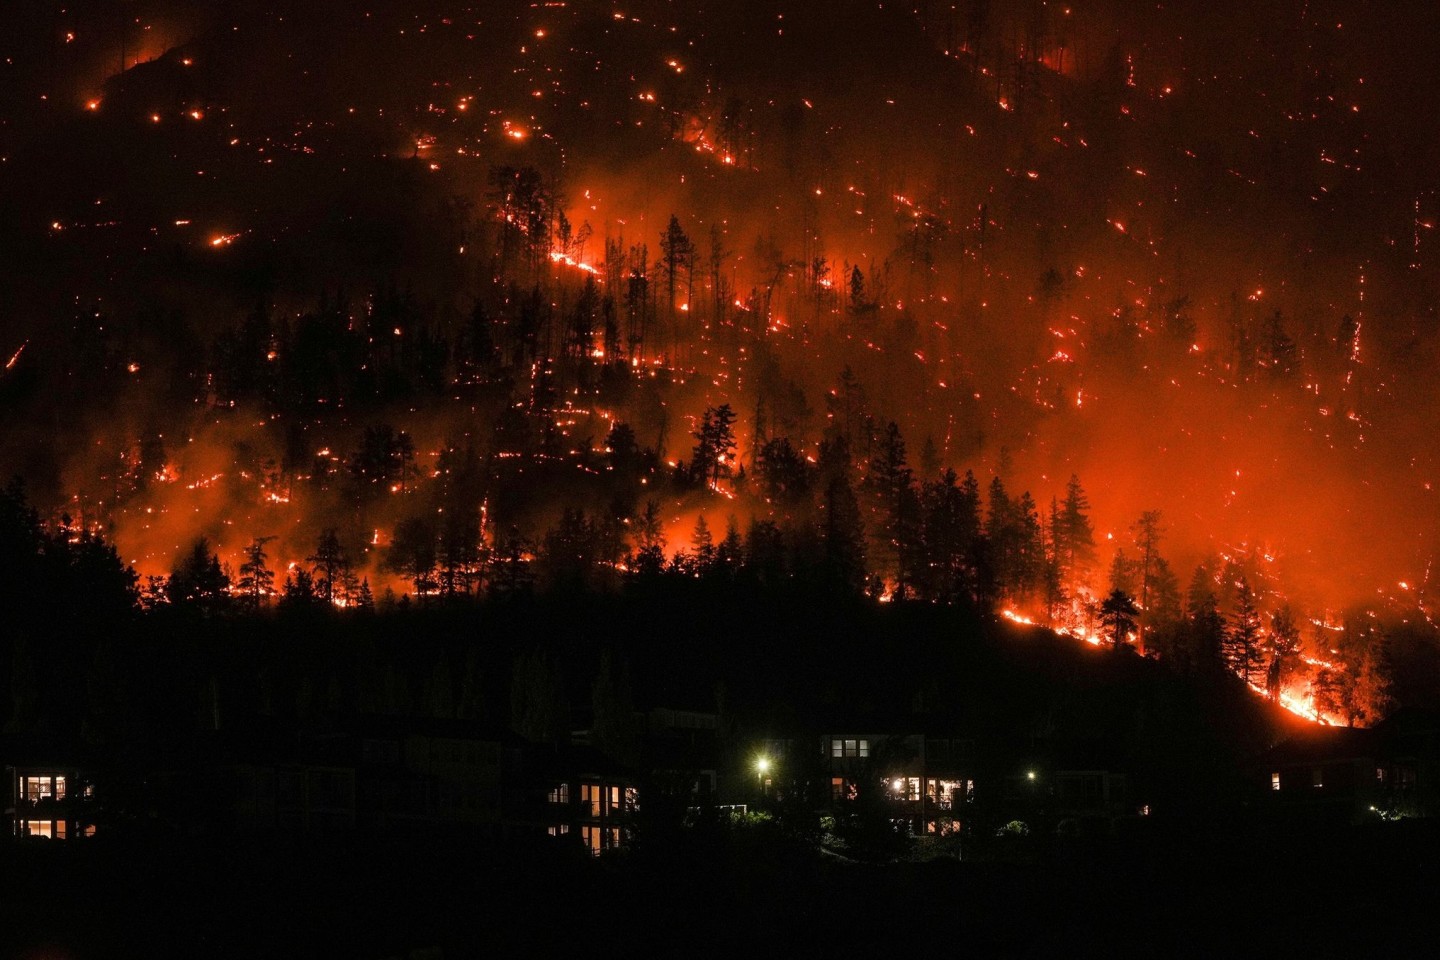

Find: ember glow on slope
3;0;1440;727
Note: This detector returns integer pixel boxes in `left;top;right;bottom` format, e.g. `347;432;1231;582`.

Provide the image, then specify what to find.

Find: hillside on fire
6;0;1440;954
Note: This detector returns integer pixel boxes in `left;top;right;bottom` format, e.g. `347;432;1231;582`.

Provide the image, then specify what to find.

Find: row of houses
15;706;1437;851
5;706;1148;852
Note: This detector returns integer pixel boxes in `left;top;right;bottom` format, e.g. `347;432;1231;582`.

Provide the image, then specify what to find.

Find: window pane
859;740;869;757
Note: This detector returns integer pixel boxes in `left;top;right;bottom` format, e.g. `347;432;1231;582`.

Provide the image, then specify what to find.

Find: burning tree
1265;606;1302;701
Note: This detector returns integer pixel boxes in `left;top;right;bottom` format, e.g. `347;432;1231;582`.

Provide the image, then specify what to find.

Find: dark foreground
4;819;1438;959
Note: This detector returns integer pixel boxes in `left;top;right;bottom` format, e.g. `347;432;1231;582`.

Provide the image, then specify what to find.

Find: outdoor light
1027;771;1037;781
755;757;770;775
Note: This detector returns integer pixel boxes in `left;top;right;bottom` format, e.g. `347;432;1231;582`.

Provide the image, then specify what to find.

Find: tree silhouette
1099;589;1139;650
1224;577;1265;686
236;536;276;609
691;404;738;490
167;538;230;615
386;516;438;596
307;529;350;605
1130;510;1164;654
1057;475;1096;583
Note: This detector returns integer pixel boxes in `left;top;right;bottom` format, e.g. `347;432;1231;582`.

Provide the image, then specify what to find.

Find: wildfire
549;250;600;276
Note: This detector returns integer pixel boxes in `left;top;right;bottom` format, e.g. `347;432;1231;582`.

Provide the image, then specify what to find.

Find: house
1259;709;1440;823
2;735;100;840
6;764;97;840
818;730;977;836
539;745;639;855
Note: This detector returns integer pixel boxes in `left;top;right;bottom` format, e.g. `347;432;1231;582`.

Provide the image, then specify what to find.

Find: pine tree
1266;605;1302;700
631;501;667;577
1057;474;1096;584
386;516;438;597
717;517;745;572
491;527;535;597
1130;510;1164;654
1042;496;1067;625
691;404;738;489
167;538;231;615
354;578;375;611
237;536;276;609
1145;556;1184;660
279;568;321;611
307;528;351;605
540;508;595;590
867;421;916;593
687;515;716;574
1108;548;1137;597
1099;589;1140;651
1224;577;1265;686
1184;565;1225;675
437;505;484;597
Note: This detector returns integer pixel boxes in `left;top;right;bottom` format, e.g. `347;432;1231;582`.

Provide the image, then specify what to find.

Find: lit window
831;739;843;758
24;777;55;802
547;783;570;804
859;739;870;757
547;824;570;836
1271;772;1280;792
22;821;54;838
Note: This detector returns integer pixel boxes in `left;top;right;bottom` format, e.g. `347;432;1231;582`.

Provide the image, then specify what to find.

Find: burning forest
6;0;1434;729
9;0;1440;953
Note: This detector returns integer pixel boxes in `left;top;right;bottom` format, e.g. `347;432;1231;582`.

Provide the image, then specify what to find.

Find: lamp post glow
755;756;771;804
